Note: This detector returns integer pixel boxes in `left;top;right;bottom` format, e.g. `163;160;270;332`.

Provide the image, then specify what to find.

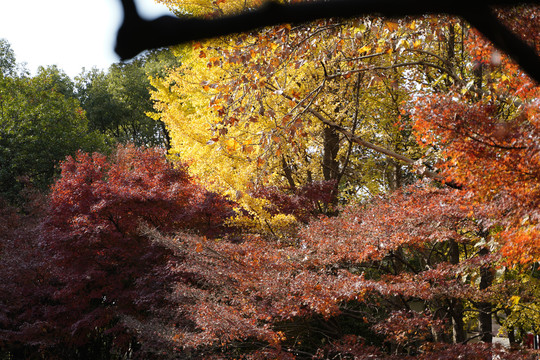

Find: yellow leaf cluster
151;10;434;217
154;0;262;16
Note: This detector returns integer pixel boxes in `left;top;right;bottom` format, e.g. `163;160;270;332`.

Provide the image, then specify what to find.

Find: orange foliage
411;79;539;265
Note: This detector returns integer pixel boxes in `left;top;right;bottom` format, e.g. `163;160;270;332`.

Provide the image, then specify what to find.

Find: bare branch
275;88;462;188
326;61;463;84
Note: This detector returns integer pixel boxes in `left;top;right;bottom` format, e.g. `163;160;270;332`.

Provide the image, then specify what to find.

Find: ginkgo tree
150;1;459;233
152;0;537;217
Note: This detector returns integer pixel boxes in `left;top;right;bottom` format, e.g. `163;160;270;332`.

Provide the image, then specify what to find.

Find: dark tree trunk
478;247;494;343
447;23;455;61
322;125;340;182
387;160;403;191
281;156;297;191
448;239;467;343
322;125;340;206
160;121;172;150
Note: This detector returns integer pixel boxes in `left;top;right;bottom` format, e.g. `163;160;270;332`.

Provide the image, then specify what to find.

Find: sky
0;0;174;78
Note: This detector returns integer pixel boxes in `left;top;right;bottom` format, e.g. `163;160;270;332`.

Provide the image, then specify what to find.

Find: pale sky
0;0;174;78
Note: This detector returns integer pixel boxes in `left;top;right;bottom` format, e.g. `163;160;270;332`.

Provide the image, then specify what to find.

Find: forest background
0;1;539;359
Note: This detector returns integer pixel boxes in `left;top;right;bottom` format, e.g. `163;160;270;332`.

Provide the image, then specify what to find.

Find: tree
76;50;180;149
0;38;17;77
409;15;539;265
0;194;56;359
145;2;539;358
0;145;235;359
151;0;538;233
0;65;108;201
151;2;459;235
42;145;234;355
132;182;536;359
3;2;538;359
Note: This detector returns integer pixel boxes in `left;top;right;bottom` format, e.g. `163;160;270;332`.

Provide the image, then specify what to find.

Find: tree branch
275;88;462;188
115;0;540;82
326;61;463;85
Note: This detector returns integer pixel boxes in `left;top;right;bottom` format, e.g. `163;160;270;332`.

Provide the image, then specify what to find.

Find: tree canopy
0;58;108;201
76;49;180;149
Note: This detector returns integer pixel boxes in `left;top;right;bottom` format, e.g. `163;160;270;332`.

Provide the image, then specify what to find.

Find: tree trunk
507;325;516;346
448;239;467;343
160;121;172;150
478;247;494;343
281;155;297;191
322;125;340;182
322;125;340;206
447;23;455;61
387;160;403;191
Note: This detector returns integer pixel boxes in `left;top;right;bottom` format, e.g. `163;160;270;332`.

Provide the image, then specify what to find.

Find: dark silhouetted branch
115;0;540;82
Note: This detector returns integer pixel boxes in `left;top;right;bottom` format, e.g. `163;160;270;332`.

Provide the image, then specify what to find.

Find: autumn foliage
2;3;540;360
409;16;540;265
0;145;235;358
139;183;538;358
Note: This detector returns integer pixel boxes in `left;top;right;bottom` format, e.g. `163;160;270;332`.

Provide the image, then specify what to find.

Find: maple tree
0;194;56;359
409;9;540;265
128;182;536;359
0;145;235;358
